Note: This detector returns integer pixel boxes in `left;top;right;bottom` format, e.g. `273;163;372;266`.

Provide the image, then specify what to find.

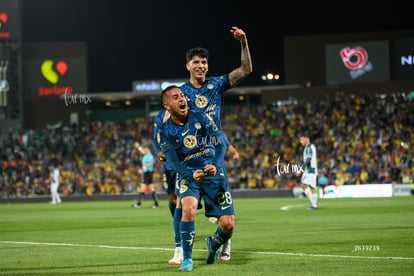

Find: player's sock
169;201;176;217
174;208;182;247
180;221;195;260
311;192;318;208
214;227;232;250
151;191;159;206
304;187;311;199
138;192;145;203
304;188;312;206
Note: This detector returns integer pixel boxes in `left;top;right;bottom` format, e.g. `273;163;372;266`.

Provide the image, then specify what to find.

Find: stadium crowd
0;92;413;198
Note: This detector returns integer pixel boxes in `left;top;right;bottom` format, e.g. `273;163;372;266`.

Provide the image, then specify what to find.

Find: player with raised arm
179;26;252;263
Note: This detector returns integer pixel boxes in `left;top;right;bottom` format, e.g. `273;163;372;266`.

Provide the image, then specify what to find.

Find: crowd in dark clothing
1;92;413;198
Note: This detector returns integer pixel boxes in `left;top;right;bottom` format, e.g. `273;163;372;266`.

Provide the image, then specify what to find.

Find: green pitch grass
0;196;413;275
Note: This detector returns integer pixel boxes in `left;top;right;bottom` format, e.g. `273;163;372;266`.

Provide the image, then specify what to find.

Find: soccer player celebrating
179;26;252;263
159;85;234;272
153;109;183;265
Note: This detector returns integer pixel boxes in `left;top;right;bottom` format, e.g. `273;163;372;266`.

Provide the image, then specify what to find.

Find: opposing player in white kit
299;135;318;210
49;160;62;204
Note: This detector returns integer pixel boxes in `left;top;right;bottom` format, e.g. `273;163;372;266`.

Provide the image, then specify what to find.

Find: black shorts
143;171;153;185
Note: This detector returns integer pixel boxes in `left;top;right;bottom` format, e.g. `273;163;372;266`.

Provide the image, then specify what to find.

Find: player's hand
158;152;167;161
230;26;247;44
193;169;205;182
232;150;240;160
204;164;216;176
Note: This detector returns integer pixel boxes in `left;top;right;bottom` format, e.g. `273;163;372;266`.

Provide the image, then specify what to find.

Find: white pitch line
1;240;413;261
280;204;305;211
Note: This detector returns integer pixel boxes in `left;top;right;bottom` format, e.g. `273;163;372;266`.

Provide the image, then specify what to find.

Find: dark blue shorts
178;166;235;218
162;167;177;194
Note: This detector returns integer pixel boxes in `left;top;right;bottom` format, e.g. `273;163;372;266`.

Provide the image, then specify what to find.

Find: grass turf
0;196;413;275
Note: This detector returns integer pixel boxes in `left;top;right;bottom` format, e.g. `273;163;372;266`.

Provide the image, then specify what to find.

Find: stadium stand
0;92;413;199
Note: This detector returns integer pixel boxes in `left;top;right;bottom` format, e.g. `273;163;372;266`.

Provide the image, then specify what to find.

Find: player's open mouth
179;103;186;110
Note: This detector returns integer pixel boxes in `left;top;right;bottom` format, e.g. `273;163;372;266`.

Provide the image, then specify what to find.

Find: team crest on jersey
195;95;208;108
183;135;197;149
180;179;188;194
207;84;214;90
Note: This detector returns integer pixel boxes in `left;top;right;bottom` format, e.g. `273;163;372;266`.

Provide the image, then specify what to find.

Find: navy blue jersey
180;75;231;132
153;109;173;171
160;109;219;181
180;75;231;167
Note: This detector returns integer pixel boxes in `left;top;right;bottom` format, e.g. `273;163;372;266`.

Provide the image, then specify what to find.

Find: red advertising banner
325;41;390;85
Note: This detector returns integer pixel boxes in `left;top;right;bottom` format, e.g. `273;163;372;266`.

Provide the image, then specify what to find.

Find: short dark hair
160;85;180;105
185;47;209;63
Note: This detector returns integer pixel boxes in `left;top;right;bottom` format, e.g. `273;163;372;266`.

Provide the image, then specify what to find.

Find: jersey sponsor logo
182;147;210;162
221;205;231;210
183;135;197;149
195;95;208;108
181;129;190;136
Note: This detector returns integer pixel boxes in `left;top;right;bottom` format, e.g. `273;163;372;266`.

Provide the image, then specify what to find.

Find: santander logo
38;60;73;96
41;60;68;84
